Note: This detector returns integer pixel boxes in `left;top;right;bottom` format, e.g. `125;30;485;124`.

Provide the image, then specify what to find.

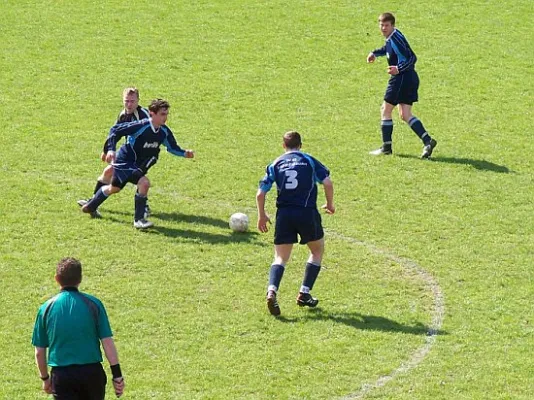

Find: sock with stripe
408;116;431;145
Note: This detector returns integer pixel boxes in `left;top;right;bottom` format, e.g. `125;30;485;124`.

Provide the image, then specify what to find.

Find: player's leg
398;70;437;158
370;101;395;155
77;165;114;208
266;243;293;316
296;208;324;308
266;208;297;316
81;166;126;218
133;176;153;229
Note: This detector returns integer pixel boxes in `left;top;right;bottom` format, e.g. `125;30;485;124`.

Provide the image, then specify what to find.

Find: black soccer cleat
266;290;281;316
296;292;319;308
81;204;102;219
369;146;392;156
421;139;437;159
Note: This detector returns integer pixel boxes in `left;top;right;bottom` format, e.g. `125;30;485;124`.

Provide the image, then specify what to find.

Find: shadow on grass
278;309;447;336
397;153;512;173
106;210;231;229
102;213;264;245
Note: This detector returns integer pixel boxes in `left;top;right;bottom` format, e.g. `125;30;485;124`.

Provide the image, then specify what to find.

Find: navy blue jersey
372;29;417;74
104;119;186;167
102;106;150;153
259;151;330;209
116;106;149;124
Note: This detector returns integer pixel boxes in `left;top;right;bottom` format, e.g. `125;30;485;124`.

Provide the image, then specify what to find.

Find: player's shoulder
137;106;150;119
80;292;105;308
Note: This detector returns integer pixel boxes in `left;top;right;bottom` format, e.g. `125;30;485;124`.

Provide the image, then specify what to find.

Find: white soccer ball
229;212;249;232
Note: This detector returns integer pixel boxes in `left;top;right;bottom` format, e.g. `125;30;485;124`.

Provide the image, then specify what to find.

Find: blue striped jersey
259;151;330;209
104;119;186;167
372;29;417;73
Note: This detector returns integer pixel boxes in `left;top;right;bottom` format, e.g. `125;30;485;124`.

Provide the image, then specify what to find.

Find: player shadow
147;226;263;245
278;309;446;336
101;213;263;245
397;154;512;173
105;209;230;229
153;211;230;229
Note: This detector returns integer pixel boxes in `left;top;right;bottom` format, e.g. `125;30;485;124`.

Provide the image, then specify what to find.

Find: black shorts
384;69;419;106
51;363;106;400
111;163;144;189
274;207;324;245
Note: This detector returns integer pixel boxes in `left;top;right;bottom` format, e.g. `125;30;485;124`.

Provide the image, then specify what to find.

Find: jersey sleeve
372;45;387;57
104;121;141;152
259;164;275;192
31;306;49;348
311;156;330;183
162;127;186;157
94;298;113;339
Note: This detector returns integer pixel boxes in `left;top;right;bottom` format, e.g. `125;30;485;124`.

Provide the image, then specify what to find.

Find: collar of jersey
60;286;79;292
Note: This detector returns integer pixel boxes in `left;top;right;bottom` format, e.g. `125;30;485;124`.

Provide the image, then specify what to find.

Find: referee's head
55;257;82;288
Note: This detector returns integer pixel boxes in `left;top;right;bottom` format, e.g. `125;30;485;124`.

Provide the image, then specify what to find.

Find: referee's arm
34;347;48;378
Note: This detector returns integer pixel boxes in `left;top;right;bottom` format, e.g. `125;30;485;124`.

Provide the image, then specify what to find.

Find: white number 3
284;170;298;189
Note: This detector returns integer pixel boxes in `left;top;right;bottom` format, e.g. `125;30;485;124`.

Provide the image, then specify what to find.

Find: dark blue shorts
111;163;144;189
384;69;419;106
274;207;324;245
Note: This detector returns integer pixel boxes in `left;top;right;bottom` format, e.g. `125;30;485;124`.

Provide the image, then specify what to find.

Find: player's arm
256;166;275;232
34;347;52;394
101;337;125;397
321;177;335;214
368;45;387;62
390;33;416;73
256;189;270;233
103;122;140;162
162;129;194;158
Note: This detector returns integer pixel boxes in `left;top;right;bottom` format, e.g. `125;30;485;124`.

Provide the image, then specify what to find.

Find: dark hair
56;257;82;287
379;12;395;25
283;131;302;149
148;99;170;113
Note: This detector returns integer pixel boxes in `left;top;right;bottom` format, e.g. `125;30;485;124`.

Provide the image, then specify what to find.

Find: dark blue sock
134;194;148;221
85;188;108;210
268;264;285;292
408;116;431;145
93;180;105;195
381;119;393;148
302;262;321;291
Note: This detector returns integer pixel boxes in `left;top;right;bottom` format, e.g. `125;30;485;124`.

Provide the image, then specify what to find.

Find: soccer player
81;98;194;229
77;87;151;218
256;131;335;316
32;258;125;398
367;12;438;158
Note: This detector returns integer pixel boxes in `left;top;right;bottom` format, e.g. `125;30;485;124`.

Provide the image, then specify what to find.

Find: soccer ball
229;213;249;232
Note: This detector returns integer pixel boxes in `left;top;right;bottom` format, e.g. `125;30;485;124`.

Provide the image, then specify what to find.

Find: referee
32;258;125;399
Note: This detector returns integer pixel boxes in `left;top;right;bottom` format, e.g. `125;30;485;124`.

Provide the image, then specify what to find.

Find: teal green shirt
32;287;113;367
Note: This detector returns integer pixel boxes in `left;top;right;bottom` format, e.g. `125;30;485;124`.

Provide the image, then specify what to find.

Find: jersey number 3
284;170;298;189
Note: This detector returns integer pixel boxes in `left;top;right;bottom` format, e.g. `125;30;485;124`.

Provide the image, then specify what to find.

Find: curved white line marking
327;231;445;399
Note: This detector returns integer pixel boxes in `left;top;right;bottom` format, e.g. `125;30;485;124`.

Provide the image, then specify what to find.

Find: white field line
327;230;445;399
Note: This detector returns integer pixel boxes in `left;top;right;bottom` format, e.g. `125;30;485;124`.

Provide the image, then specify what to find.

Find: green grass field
0;0;532;399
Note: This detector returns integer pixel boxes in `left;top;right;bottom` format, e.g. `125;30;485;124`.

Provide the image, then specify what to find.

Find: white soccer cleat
133;219;154;229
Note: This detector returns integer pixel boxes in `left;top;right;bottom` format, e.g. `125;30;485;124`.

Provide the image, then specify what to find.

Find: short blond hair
123;87;139;98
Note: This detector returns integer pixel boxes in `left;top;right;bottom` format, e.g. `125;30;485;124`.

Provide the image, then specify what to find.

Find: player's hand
42;378;52;394
112;377;125;397
100;152;107;162
184;150;195;159
257;214;271;233
387;66;399;75
105;151;116;164
321;204;335;214
366;52;376;63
